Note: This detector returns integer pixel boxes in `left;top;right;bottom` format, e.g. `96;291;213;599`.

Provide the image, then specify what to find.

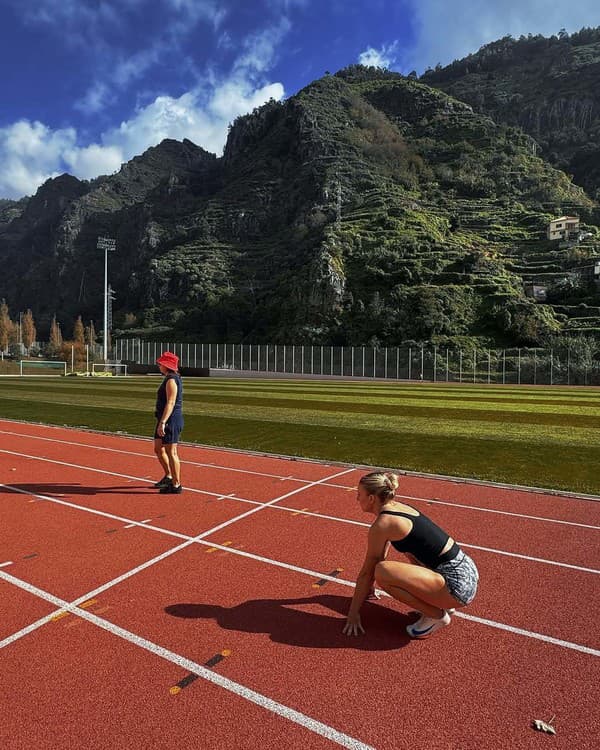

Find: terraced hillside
0;65;598;347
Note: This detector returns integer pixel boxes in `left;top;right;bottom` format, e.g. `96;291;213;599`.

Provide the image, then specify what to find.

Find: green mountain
1;63;599;346
421;28;600;199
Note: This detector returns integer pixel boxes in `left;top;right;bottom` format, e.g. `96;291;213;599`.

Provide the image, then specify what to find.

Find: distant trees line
0;300;98;366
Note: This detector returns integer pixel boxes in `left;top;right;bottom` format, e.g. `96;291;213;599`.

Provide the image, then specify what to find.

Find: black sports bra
379;508;459;569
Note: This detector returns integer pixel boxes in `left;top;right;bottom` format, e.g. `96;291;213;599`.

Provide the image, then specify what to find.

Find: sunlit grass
1;376;599;494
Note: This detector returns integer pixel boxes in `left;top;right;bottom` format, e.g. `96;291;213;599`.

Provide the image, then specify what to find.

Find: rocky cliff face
0;64;598;346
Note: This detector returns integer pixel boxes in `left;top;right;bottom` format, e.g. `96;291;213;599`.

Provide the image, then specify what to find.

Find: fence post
502;350;506;384
433;345;437;382
567;345;570;385
408;347;412;380
473;349;476;383
518;348;521;385
459;350;462;383
550;350;553;385
446;349;449;382
487;350;491;384
420;346;424;380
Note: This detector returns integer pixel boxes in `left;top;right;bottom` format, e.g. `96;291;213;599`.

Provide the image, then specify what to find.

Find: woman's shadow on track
1;483;154;496
165;594;412;651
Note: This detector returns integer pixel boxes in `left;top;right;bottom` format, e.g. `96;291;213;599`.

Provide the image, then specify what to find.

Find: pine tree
21;310;36;350
0;300;11;352
73;315;85;344
47;316;63;356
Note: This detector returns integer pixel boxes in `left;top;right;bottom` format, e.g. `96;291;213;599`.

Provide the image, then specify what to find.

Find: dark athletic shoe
160;483;183;494
154;475;173;489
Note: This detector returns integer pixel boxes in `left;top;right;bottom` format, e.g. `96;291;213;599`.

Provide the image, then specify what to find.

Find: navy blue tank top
155;373;183;422
380;508;459;569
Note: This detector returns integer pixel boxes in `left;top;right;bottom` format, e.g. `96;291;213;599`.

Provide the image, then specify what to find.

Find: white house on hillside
547;216;580;241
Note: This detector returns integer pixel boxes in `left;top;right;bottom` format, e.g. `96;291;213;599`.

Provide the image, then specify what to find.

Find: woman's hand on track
343;613;365;636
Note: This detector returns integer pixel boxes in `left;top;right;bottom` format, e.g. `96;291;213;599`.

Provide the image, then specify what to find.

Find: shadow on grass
0;483;154;496
165;593;412;651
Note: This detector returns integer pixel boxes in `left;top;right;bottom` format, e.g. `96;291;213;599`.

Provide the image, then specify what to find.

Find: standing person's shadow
165;594;412;651
0;483;153;496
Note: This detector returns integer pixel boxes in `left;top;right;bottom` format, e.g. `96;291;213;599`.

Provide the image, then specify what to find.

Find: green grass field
1;376;599;494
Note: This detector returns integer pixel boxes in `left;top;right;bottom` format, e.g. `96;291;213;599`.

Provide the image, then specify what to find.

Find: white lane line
2;483;600;656
459;543;600;575
5;417;600;503
2;529;599;661
452;611;600;657
396;493;600;531
0;465;354;634
3;427;600;524
0;570;374;750
2;477;599;576
0;478;600;655
2;446;600;534
0;561;13;568
0;428;320;483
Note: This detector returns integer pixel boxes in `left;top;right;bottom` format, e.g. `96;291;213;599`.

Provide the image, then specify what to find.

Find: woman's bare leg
165;444;181;486
375;560;458;618
154;438;170;477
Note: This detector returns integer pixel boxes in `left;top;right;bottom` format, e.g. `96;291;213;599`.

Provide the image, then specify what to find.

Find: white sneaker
406;611;451;639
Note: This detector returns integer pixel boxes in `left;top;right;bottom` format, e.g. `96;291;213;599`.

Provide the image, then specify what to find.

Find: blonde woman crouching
343;471;479;639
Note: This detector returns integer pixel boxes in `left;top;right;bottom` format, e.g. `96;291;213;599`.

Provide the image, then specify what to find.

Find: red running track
1;418;599;750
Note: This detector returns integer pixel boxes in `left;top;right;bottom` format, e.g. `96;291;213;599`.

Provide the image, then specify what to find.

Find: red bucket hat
156;351;179;371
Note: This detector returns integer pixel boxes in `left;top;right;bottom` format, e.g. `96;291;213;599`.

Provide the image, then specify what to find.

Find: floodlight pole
97;237;116;362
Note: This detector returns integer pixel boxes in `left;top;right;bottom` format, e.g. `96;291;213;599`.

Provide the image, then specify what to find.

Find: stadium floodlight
97;237;116;362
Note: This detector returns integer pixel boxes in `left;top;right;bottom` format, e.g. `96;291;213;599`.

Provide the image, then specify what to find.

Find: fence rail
114;340;600;386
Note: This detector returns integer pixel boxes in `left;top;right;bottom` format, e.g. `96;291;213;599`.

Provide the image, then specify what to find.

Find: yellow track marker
51;611;70;621
206;540;232;554
79;599;98;609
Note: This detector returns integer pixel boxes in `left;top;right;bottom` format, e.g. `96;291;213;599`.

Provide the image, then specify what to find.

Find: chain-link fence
114;339;600;386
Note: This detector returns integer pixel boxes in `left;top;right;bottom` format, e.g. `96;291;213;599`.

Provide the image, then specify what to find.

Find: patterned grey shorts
434;549;479;605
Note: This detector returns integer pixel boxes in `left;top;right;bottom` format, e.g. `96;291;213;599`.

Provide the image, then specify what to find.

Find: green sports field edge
1;377;599;495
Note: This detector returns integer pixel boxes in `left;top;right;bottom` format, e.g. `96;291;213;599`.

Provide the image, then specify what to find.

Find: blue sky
1;0;599;199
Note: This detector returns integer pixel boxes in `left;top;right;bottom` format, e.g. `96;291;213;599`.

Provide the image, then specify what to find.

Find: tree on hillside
21;309;36;350
0;300;11;352
47;316;63;356
73;315;85;344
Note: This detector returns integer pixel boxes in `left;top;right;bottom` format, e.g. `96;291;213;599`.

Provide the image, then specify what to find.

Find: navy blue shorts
154;419;183;445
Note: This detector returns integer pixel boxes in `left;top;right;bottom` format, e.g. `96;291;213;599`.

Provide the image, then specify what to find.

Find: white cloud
358;41;399;69
0;9;294;199
409;0;600;72
74;83;114;115
234;18;292;75
0;75;286;199
165;0;227;29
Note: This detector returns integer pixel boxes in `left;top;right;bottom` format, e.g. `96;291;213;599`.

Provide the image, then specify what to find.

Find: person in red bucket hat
153;351;184;493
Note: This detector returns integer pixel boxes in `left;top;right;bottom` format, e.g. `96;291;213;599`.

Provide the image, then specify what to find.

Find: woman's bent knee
374;560;394;583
